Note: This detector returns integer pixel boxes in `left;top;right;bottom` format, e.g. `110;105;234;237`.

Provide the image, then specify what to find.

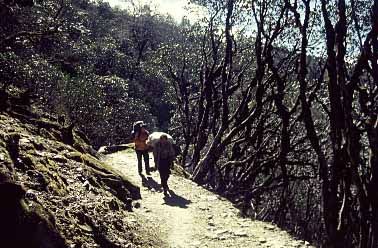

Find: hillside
0;103;315;248
2;0;378;245
0;107;162;247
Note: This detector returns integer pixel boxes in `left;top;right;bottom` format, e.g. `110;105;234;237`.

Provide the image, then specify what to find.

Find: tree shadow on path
140;175;161;192
163;190;192;209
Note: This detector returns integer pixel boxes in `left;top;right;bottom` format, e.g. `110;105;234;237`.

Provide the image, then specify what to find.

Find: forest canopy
1;0;378;247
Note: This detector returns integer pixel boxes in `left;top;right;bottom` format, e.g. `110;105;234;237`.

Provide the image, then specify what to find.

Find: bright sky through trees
104;0;204;22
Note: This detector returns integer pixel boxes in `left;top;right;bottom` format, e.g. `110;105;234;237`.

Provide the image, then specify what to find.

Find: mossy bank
0;109;162;248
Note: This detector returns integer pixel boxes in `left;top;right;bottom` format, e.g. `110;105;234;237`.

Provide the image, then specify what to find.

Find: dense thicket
2;0;378;247
162;0;378;247
0;0;175;147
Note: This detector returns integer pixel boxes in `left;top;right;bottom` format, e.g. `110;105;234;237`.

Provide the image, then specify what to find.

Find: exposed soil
104;150;314;248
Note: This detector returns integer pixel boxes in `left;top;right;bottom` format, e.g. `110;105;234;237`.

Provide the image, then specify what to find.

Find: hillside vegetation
1;0;378;247
0;99;160;247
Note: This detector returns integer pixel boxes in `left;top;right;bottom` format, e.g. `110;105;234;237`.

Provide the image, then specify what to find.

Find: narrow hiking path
103;150;313;248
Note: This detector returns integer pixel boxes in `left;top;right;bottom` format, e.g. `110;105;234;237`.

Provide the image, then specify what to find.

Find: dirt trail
104;150;313;248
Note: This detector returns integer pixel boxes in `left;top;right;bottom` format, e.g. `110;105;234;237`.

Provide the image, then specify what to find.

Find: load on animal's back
147;132;180;168
148;132;174;148
147;132;172;169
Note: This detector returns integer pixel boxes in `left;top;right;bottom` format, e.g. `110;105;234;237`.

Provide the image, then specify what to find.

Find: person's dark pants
158;158;171;191
152;149;158;170
136;150;150;174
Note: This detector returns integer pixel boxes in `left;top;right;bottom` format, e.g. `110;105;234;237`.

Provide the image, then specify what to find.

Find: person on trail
155;134;176;196
131;121;150;175
147;131;174;170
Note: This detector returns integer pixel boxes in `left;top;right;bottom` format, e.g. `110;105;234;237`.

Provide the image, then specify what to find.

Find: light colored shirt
147;132;174;147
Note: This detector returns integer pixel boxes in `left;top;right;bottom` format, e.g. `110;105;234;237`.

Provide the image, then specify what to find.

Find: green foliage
0;52;25;88
0;0;180;147
9;0;376;245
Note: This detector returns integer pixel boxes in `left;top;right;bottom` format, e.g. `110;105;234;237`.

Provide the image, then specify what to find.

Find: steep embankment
104;150;314;248
0;110;162;248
